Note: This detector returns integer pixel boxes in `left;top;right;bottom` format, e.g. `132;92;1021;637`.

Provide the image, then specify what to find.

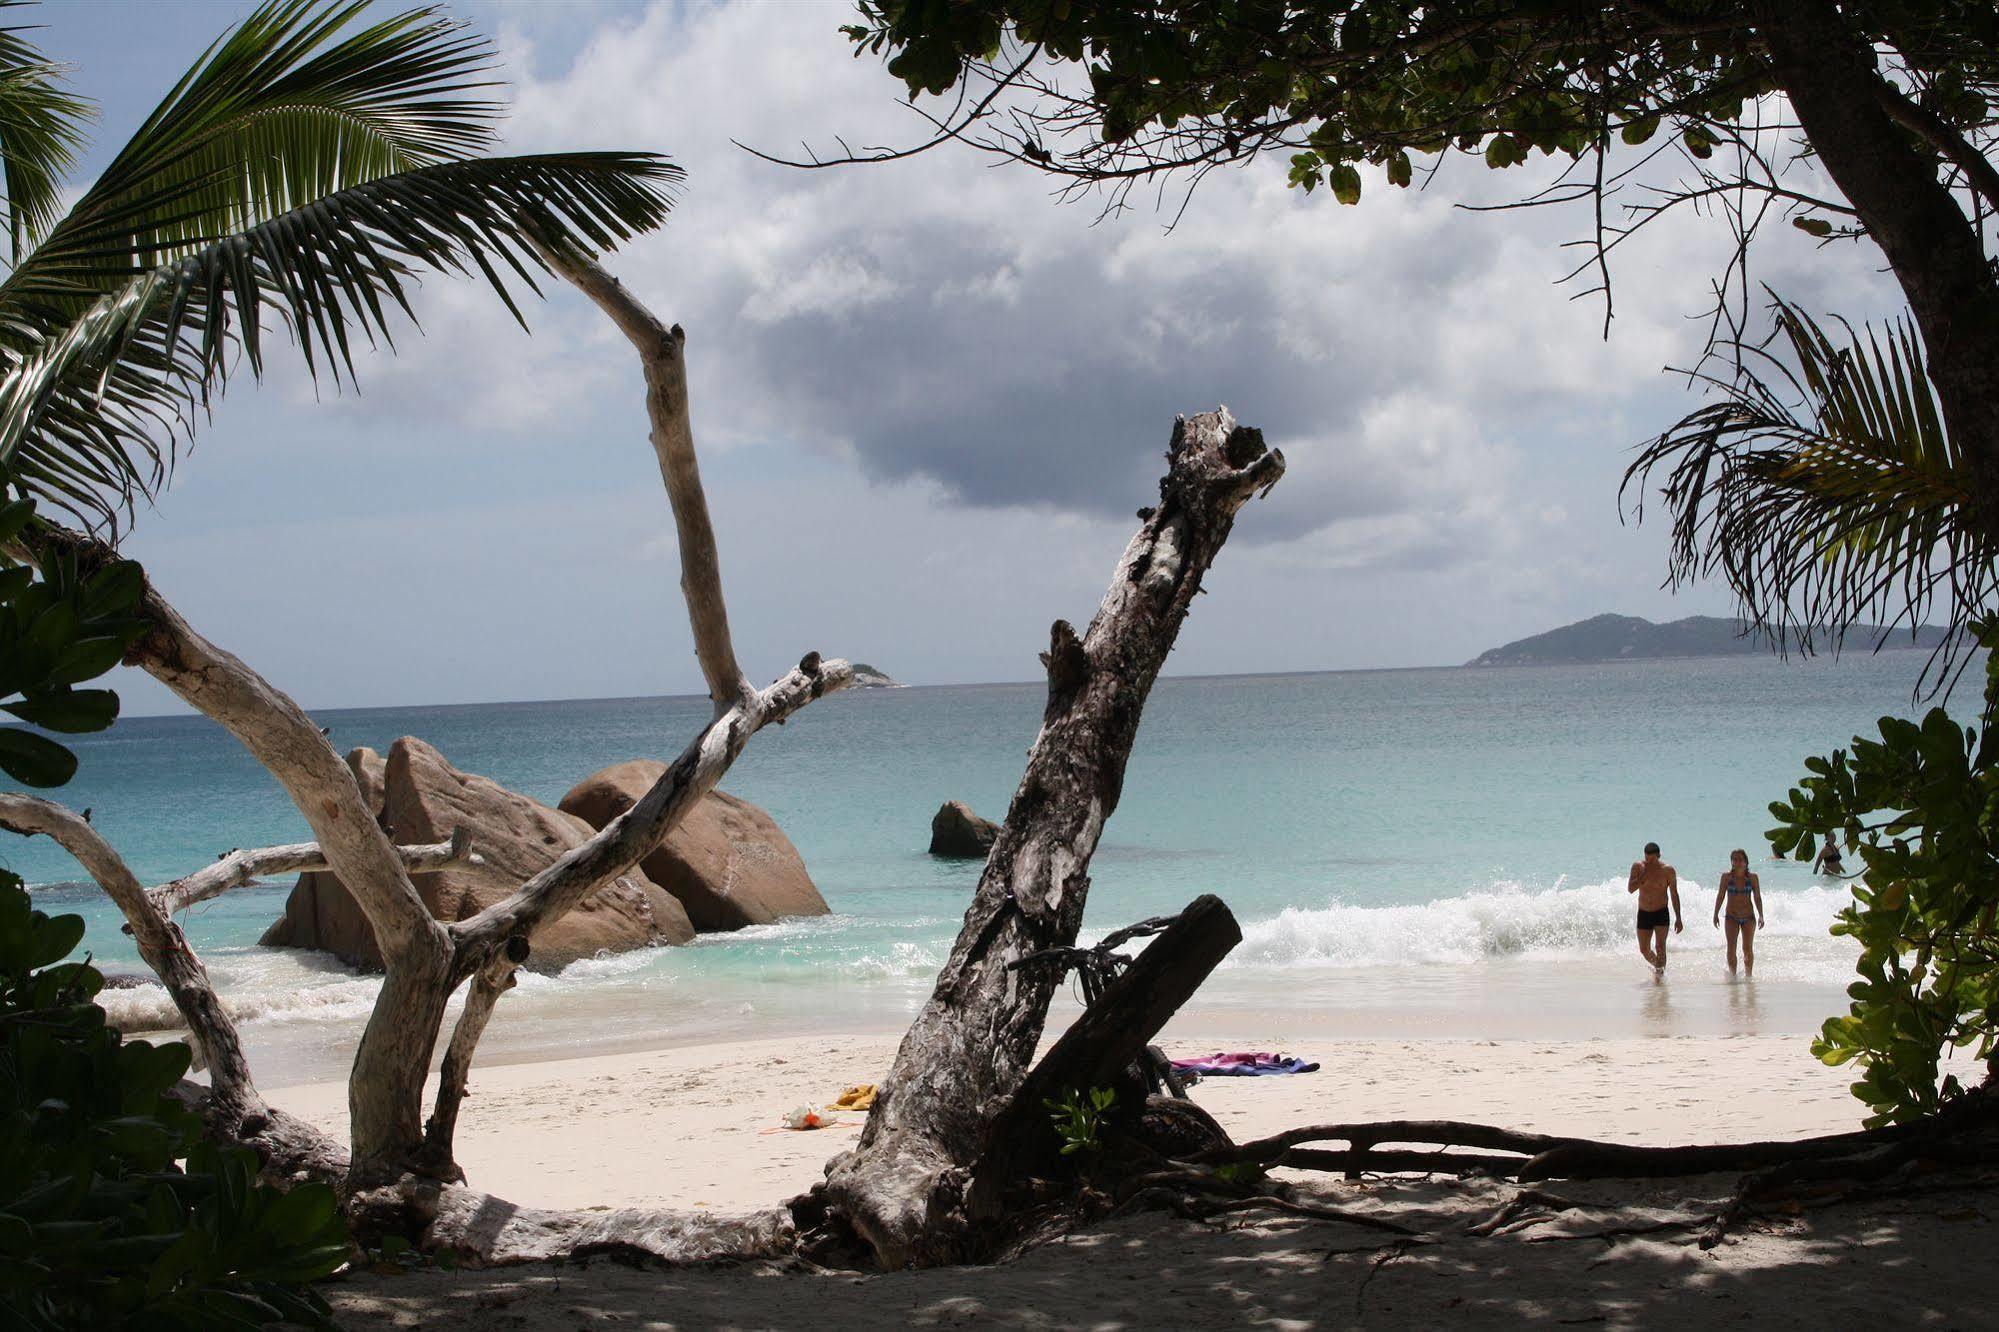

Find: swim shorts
1636;907;1672;930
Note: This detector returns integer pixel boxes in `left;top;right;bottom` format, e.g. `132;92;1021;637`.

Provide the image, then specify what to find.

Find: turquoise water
3;652;1945;1083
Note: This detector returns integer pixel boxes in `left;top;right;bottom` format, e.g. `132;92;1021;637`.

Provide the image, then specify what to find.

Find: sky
36;0;1906;713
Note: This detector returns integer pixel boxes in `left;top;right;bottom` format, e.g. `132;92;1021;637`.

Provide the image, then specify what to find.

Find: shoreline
265;1027;1865;1214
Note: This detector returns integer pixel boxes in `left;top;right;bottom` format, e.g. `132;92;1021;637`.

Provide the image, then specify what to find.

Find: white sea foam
1230;879;1853;970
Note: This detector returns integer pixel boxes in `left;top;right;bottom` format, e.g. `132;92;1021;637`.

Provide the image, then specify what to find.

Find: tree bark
1202;1114;1957;1182
1756;0;1999;526
24;525;460;1187
966;894;1241;1219
21;253;854;1198
818;409;1282;1268
151;828;477;917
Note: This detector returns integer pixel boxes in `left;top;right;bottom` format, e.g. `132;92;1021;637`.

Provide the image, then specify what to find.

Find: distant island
850;663;907;688
1467;613;1946;667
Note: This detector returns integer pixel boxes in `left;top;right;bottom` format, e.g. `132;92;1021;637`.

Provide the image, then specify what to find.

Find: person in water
1627;841;1682;974
1812;832;1845;876
1712;848;1765;977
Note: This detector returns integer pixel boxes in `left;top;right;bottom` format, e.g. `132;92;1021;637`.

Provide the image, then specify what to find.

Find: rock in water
258;747;387;963
559;760;828;932
260;739;693;971
929;801;999;858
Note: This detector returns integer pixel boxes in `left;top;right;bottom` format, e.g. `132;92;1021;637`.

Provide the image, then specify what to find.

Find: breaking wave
1230;878;1852;969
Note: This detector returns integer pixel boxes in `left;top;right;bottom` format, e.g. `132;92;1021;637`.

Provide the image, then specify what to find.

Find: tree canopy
840;0;1999;679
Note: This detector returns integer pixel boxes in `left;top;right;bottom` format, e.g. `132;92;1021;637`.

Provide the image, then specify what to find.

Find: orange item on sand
828;1084;877;1112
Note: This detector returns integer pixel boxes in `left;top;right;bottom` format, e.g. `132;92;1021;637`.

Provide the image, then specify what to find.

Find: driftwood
8;254;851;1240
151;828;478;917
819;408;1283;1268
967;894;1242;1220
1203;1112;1983;1183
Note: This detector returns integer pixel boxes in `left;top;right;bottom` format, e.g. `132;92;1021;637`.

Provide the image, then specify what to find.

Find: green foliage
0;875;349;1329
0;0;682;532
1043;1086;1115;1156
843;2;1998;201
1768;625;1999;1127
1625;296;1991;685
0;2;92;261
0;463;147;786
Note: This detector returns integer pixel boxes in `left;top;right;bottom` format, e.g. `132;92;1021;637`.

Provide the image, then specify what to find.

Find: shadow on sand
324;1167;1993;1328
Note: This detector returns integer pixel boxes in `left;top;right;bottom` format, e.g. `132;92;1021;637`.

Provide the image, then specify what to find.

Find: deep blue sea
4;651;1950;1084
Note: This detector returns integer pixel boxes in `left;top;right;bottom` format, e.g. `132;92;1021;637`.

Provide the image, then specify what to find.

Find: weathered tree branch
450;654;851;968
545;247;752;715
420;934;529;1179
151;827;478;918
818;408;1282;1269
0;793;261;1126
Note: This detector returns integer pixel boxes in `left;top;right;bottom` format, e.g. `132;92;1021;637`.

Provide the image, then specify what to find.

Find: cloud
298;0;1769;577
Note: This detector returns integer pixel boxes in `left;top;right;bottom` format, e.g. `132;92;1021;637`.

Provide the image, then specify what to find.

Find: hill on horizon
1468;613;1946;667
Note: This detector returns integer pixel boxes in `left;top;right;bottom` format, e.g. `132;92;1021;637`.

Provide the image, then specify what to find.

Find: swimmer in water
1627;841;1682;976
1712;848;1765;977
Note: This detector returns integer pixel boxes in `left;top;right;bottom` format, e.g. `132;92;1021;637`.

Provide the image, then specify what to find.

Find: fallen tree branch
1202;1115;1974;1182
1283;1147;1528;1178
152;827;478;917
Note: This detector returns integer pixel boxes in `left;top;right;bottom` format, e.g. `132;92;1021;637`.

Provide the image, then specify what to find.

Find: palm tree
0;0;681;531
1624;296;1996;696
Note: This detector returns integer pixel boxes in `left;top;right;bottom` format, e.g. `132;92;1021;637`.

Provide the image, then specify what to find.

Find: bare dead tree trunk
819;408;1282;1268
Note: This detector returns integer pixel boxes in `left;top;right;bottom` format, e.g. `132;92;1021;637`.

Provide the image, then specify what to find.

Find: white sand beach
293;1028;1998;1331
267;1029;1865;1214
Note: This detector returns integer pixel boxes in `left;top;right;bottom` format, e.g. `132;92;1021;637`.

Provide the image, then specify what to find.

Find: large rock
559;761;828;932
260;739;693;971
258;747;388;965
929;801;999;859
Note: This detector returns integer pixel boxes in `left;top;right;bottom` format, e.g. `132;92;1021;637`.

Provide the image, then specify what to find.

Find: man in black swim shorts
1627;841;1682;976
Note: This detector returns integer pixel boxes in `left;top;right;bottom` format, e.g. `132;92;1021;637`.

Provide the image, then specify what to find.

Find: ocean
4;651;1945;1086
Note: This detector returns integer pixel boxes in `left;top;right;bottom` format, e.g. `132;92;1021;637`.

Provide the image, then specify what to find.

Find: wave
1229;878;1852;970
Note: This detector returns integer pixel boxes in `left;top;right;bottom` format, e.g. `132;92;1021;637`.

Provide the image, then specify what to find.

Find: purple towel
1170;1051;1320;1077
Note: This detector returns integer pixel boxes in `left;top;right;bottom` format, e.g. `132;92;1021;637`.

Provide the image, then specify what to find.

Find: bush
1769;625;1999;1127
0;874;349;1329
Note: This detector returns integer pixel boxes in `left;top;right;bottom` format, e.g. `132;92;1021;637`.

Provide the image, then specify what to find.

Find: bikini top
1725;873;1755;895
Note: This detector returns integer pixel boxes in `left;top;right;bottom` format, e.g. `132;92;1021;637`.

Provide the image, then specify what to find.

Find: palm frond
0;150;682;528
1623;295;1995;693
1;0;500;327
0;4;91;262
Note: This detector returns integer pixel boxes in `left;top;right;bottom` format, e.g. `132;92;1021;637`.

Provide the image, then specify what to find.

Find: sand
289;1028;1996;1329
266;1030;1866;1214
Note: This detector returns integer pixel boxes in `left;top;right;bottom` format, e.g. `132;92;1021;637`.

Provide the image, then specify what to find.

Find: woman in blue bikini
1712;848;1765;977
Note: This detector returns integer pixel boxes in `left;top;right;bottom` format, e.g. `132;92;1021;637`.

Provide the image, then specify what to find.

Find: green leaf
1329;163;1362;205
81;560;145;619
4;688;118;733
44;635;130;686
0;725;77;786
